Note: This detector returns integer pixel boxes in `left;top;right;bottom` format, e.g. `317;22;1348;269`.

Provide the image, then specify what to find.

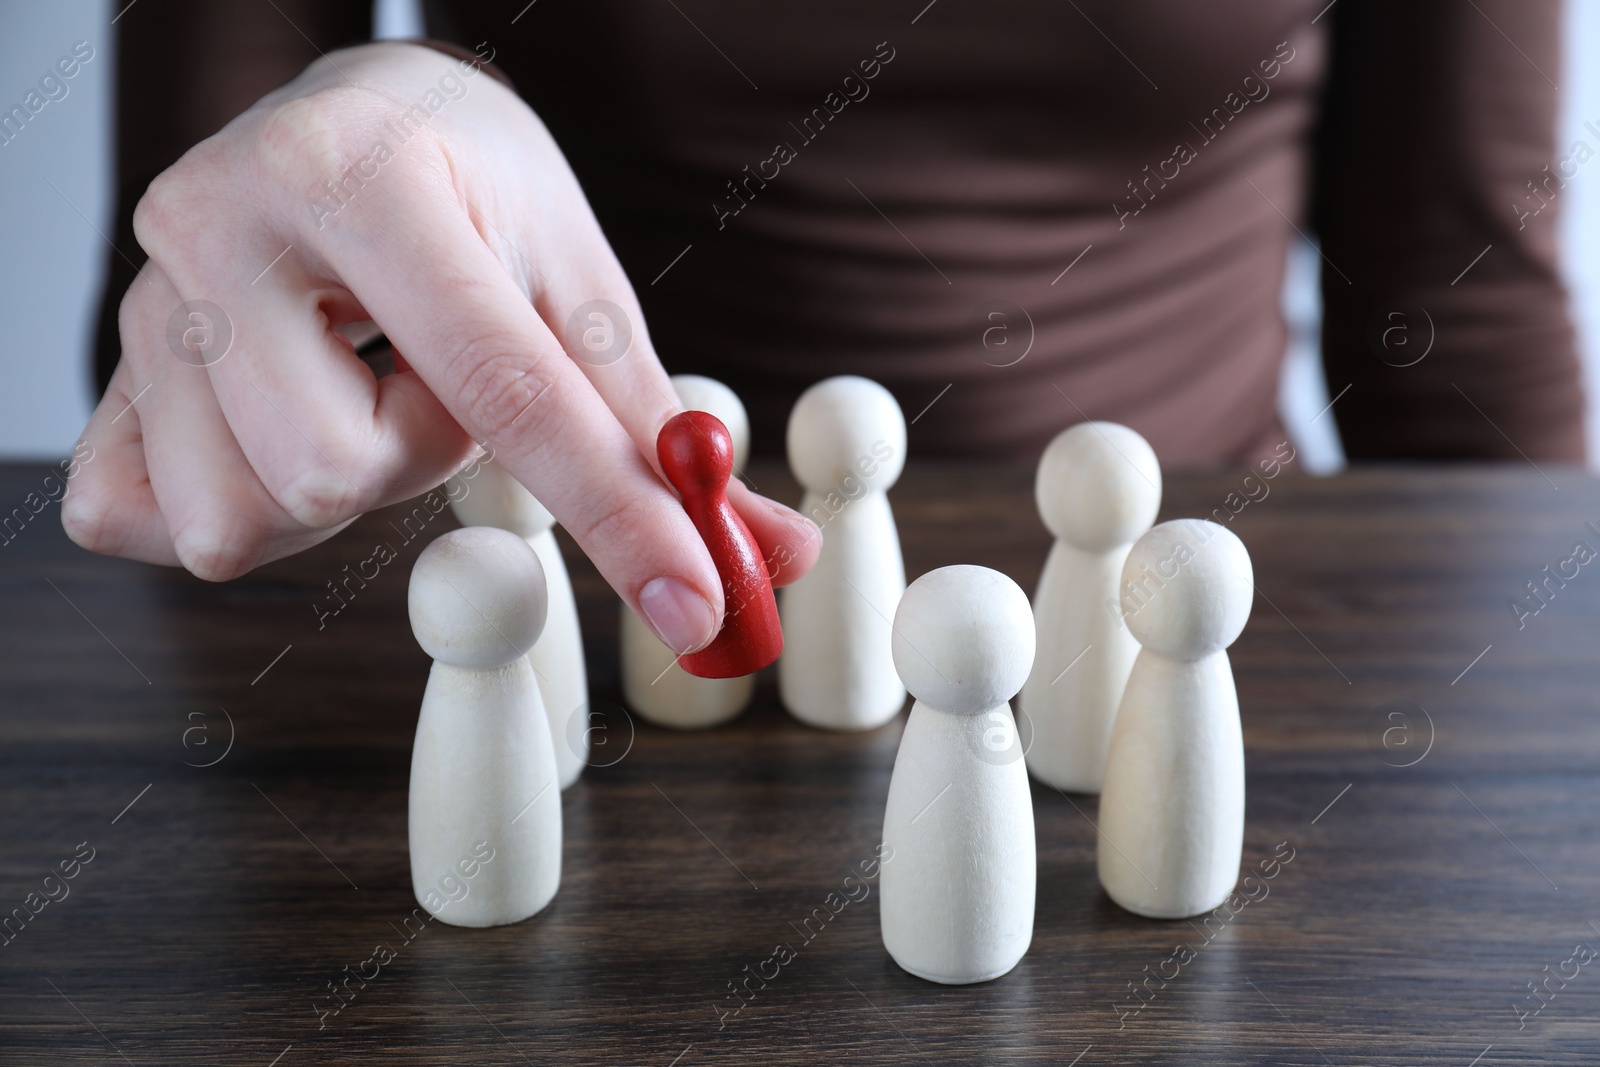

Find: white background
0;0;1594;470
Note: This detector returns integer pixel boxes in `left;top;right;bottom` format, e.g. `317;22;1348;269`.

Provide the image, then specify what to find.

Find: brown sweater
97;0;1585;465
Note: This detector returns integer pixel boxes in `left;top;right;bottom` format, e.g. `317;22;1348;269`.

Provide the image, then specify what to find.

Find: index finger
318;180;728;656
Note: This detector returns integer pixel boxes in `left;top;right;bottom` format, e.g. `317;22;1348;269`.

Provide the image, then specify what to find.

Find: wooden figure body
779;376;907;730
408;527;561;927
1098;519;1252;919
1020;421;1161;793
880;565;1037;984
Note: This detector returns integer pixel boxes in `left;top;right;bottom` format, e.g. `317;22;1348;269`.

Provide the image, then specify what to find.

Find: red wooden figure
657;410;783;678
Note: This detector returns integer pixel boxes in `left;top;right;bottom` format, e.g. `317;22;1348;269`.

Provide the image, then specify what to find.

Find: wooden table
2;459;1598;1065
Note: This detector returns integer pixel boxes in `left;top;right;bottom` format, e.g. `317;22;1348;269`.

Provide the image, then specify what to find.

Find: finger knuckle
274;465;366;530
255;87;437;230
59;478;125;556
115;284;161;365
571;493;641;551
131;169;200;265
171;515;263;582
115;289;139;342
254;89;365;187
453;338;560;442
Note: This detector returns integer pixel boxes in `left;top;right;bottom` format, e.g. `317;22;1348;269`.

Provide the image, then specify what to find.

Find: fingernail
639;576;719;654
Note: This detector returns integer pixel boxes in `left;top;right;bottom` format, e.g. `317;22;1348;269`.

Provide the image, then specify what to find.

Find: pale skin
60;42;820;655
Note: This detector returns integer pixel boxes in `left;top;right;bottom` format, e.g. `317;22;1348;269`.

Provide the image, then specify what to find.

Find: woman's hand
62;41;818;654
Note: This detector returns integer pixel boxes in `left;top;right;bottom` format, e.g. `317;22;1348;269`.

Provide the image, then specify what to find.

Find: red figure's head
658;411;734;496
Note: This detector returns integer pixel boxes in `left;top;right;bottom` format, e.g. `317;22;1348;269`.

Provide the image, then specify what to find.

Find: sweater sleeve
1314;0;1585;461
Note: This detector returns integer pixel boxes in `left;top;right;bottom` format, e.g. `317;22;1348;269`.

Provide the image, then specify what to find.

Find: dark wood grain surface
2;459;1598;1065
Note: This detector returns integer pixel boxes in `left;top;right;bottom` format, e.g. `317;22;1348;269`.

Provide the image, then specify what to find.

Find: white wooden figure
1020;421;1161;793
408;527;561;927
621;375;756;727
1098;519;1252;919
448;456;589;788
880;565;1037;984
779;376;907;731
